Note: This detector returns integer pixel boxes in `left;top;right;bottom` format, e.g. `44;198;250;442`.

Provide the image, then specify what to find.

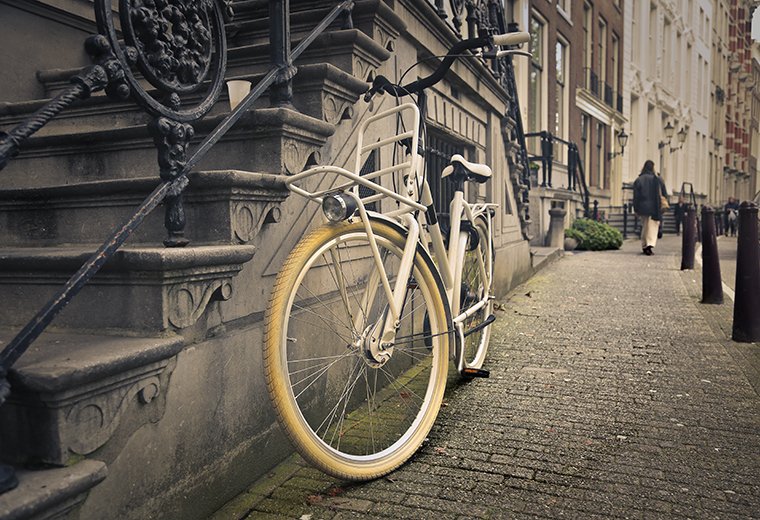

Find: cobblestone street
211;237;760;519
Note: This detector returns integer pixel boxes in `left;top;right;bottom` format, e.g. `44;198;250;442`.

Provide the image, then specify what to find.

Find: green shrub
565;218;622;251
564;227;585;244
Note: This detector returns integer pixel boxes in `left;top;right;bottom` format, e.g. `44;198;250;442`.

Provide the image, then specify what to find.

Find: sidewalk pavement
210;236;760;519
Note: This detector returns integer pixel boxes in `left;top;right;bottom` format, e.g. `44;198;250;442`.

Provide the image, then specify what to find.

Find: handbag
660;195;670;210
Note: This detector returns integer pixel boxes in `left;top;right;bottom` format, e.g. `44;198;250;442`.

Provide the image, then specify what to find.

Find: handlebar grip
495;50;533;59
492;32;530;47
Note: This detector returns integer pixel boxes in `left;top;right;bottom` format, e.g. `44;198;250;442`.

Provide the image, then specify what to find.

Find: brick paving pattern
211;237;760;519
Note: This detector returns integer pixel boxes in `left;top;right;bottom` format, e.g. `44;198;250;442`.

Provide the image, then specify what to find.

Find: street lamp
607;128;629;160
658;121;687;153
658;121;688;180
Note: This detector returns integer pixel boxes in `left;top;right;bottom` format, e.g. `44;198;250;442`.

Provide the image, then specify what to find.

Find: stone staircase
0;1;404;518
605;208;677;237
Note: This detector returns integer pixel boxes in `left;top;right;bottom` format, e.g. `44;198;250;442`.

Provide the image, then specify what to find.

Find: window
686;44;692;102
676;31;682;95
598;18;607;83
663;17;672;89
359;149;379;211
528;15;545;151
596;122;605;188
648;3;657;78
581;113;591;180
557;0;570;18
611;33;619;107
425;132;465;213
631;0;639;63
583;2;593;87
555;38;569;141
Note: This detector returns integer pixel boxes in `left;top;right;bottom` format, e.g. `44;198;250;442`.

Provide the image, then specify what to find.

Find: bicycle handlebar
364;31;530;102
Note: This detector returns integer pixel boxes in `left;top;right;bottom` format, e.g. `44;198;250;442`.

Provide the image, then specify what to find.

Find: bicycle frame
285;101;495;366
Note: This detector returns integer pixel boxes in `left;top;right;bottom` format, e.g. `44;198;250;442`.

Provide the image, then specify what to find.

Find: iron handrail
0;1;354;379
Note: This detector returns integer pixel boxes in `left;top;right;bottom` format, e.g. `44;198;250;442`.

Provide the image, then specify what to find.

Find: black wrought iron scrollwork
451;0;466;34
94;0;228;122
149;117;194;247
126;1;214;93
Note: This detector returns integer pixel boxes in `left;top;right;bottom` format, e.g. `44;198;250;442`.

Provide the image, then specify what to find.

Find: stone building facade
0;1;535;519
625;0;713;203
508;0;624;238
721;0;759;202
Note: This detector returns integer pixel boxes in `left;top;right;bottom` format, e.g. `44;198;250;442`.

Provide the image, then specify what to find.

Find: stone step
0;329;185;466
0;106;335;189
0;170;288;247
227;0;402;53
0;244;255;332
32;62;367;127
0;460;107;520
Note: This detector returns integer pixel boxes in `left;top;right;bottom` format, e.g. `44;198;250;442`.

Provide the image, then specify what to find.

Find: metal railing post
700;206;723;304
593;199;599;220
270;0;296;107
681;206;697;269
568;144;576;191
623;203;628;238
732;202;760;342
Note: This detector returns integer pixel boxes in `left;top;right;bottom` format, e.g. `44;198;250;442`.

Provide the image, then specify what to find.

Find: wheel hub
358;322;394;368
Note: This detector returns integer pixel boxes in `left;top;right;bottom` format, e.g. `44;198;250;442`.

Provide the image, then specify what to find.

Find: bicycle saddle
442;154;492;183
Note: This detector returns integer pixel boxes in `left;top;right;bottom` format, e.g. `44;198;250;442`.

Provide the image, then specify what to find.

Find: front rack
285;103;426;214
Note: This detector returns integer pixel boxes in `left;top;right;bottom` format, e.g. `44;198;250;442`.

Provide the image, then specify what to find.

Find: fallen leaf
327;487;344;497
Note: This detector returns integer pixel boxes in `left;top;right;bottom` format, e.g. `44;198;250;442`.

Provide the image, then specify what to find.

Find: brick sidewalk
210;237;760;519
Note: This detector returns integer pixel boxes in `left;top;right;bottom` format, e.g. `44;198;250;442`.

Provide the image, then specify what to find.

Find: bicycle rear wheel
457;216;493;370
264;219;450;480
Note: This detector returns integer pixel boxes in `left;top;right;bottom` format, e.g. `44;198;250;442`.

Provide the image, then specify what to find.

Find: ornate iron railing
425;1;533;237
524;130;591;217
0;0;354;464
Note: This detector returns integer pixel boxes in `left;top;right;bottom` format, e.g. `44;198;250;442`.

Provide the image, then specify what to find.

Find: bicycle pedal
463;314;495;337
462;367;490;378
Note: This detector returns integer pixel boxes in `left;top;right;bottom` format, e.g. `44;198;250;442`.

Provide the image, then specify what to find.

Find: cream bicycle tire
264;219;450;480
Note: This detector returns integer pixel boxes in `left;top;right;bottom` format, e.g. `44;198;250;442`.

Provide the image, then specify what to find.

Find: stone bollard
681;206;697;270
732;202;760;342
700;206;723;304
546;206;567;249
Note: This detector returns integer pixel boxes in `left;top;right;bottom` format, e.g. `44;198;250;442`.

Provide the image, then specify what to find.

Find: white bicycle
263;32;530;480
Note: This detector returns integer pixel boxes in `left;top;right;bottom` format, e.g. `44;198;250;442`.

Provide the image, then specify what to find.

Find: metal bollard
732;202;760;342
681;206;697;270
700;206;723;304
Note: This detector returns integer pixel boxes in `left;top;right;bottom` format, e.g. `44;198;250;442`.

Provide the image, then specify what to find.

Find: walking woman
633;160;668;255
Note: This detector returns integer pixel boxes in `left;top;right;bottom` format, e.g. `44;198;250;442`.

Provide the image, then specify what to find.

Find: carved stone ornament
283;139;321;175
94;0;228;122
66;370;166;455
168;278;233;328
353;55;375;83
322;94;354;125
233;202;280;243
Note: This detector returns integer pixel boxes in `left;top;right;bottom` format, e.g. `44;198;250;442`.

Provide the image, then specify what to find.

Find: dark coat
633;171;667;220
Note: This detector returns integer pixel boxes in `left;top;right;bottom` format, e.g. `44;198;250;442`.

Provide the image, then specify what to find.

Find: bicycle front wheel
264;219;450;480
458;216;493;370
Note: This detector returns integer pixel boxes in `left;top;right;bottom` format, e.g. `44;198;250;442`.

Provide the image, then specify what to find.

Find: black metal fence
524;130;590;217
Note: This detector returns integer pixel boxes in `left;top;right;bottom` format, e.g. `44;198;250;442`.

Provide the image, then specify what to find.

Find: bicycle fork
346;190;420;365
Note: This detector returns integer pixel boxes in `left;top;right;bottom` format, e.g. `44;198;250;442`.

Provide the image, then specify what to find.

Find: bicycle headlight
322;193;357;222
